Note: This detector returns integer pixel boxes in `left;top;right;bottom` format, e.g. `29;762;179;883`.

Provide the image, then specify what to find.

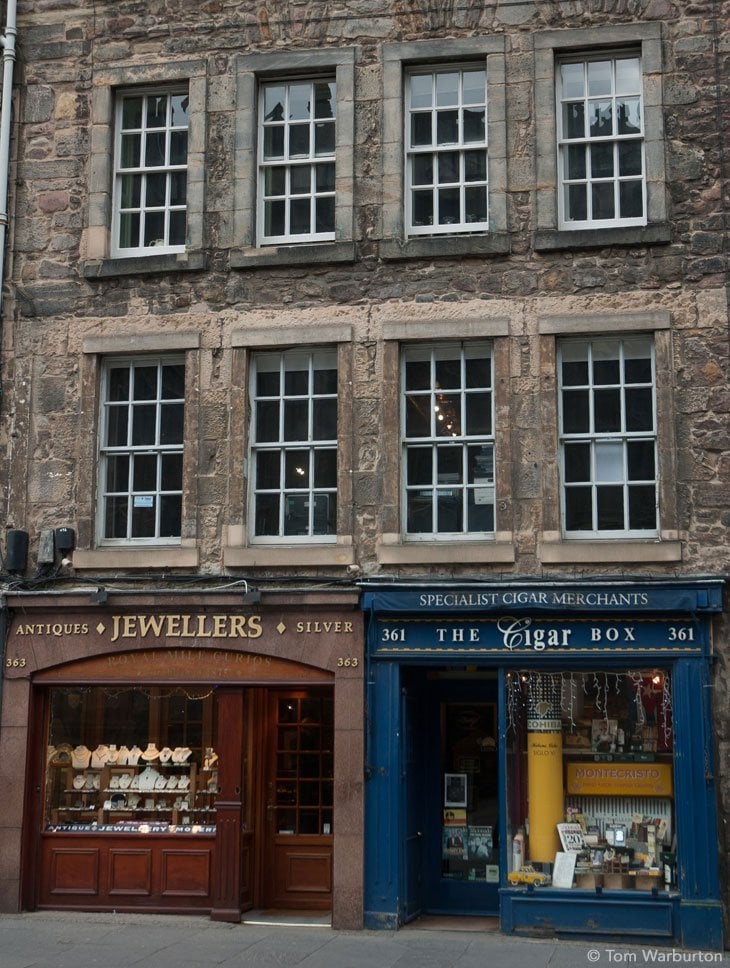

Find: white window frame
556;50;646;230
97;355;185;545
405;64;489;237
256;76;337;246
558;336;658;538
111;88;189;258
401;342;495;541
249;347;338;544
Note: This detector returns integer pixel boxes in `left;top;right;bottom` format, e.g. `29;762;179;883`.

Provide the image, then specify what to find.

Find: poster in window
444;773;467;808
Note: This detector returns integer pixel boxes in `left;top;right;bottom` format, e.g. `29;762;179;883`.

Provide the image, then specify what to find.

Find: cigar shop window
504;669;677;891
44;686;219;834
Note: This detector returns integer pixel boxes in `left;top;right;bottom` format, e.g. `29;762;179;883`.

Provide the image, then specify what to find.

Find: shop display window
505;669;676;891
274;694;334;835
44;686;218;834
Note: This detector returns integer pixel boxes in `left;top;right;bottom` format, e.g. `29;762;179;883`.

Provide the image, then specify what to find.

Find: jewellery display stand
46;750;218;833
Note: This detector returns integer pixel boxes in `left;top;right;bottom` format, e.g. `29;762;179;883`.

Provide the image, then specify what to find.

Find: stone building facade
0;0;727;942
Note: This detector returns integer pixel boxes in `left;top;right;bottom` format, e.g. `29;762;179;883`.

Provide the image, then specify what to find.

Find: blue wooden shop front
362;580;724;950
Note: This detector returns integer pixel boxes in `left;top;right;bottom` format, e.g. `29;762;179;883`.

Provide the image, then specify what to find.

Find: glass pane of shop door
441;702;499;885
274;695;333;835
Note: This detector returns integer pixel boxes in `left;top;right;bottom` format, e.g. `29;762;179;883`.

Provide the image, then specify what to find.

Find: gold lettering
213;615;228;638
195;615;212;638
111;616;121;642
229;615;246;638
181;615;195;637
166;615;181;636
122;616;137;638
296;622;304;632
246;615;262;639
139;615;166;638
344;622;352;632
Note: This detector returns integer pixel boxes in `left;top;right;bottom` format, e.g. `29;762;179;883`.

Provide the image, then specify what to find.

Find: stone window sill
224;544;355;568
380;234;510;261
540;539;682;565
230;241;356;269
82;251;208;278
376;538;515;565
71;547;199;570
533;223;671;252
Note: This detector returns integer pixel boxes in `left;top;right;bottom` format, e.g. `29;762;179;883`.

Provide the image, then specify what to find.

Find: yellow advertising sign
566;762;673;797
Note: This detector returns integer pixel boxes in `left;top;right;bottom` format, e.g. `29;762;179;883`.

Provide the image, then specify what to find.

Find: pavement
0;911;728;968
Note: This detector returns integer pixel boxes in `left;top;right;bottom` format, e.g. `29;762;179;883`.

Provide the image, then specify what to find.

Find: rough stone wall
0;0;728;920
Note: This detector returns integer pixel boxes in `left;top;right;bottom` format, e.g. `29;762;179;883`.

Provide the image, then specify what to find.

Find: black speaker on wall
6;529;29;572
54;527;76;553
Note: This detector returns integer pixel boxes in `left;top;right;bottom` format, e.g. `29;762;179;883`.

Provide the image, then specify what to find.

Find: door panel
263;690;333;909
402;688;425;922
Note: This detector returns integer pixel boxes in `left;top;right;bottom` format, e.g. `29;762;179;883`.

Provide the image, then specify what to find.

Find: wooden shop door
262;688;334;910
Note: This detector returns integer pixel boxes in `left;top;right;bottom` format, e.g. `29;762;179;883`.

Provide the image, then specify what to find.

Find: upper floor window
559;336;657;536
250;348;338;540
402;343;494;538
557;53;645;229
112;90;189;256
406;66;488;236
98;357;185;543
257;79;336;245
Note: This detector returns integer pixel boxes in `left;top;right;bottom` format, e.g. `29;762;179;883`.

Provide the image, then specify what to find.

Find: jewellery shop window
44;686;220;835
505;670;676;891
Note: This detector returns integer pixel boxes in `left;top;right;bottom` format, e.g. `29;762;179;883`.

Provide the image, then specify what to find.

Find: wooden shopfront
0;592;363;928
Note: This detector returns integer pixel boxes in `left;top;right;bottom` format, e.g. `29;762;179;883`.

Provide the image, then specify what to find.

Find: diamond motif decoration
96;622;106;634
276;622;287;635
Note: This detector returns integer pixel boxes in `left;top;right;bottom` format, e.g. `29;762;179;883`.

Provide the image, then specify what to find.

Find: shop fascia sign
374;615;705;655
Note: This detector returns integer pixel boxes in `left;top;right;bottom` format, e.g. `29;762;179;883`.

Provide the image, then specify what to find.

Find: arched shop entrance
0;591;363;928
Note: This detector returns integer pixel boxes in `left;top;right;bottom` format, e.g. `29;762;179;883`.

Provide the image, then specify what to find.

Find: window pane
592;182;615;219
617;98;641;135
563;103;584;140
437;187;459;224
564;443;590;482
160;403;184;444
313;493;336;534
134;365;158;402
290;197;310;234
145;131;166;167
109;369;130;402
290;165;311;194
435;72;459;107
265;199;285;237
566;183;587;221
465;393;491;435
121;133;141;168
465;355;490;389
265;166;286;196
289;125;310;157
463;108;485;143
313;364;337;394
160;494;182;537
315;162;335;192
465;187;487;224
624;345;652;383
565;144;586;180
170;93;189;127
106;406;128;446
143;210;165;246
561;390;589;433
285;450;310;488
464;150;486;182
435;393;460;436
314;82;336;119
284;495;309;535
587;60;612;97
561;63;584;100
122;97;143;130
629;485;657;530
594;441;624;482
627;441;655;480
131;500;156;537
264;86;285;121
170;172;187;207
264;125;285;159
147;95;167;128
256;400;279;442
565;486;592;531
589;101;613;138
132;454;157;491
412;154;433;186
118;211;140;248
615;58;641;95
437;445;462;483
284;361;308;395
313;398;337;440
105;495;129;539
316;196;335;233
618;140;642;176
596;485;624;530
593;346;620;385
256;450;280;489
120;174;141;208
406;358;430;391
288;84;311;121
407;447;432;486
106;454;129;492
410;74;432;109
412;190;434;226
591;142;614;178
284;400;308;441
620;181;643;219
437;490;463;533
411;113;432;147
438;152;459;184
594;388;621;432
131;405;156;445
255;493;279;536
314;121;335;156
436;110;458;144
314;449;337;487
169;130;187;166
407;490;432;533
467;490;494;532
463;70;485;104
161;453;183;491
561;344;588;386
161;363;185;399
625;387;653;431
435;356;460;389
